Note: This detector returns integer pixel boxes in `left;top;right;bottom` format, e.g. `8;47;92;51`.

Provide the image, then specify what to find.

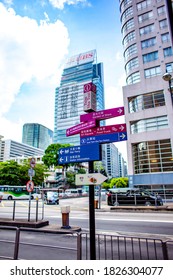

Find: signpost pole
88;160;96;260
28;175;32;221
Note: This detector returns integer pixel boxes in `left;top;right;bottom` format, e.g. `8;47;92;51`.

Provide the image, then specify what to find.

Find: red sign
83;91;96;112
66;120;96;136
84;82;96;93
80;123;126;137
80;106;125;122
26;180;34;192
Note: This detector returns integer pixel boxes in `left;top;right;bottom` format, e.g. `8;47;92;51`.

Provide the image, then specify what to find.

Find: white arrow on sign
75;173;107;186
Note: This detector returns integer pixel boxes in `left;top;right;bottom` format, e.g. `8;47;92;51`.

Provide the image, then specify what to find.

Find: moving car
107;189;163;206
44;191;59;205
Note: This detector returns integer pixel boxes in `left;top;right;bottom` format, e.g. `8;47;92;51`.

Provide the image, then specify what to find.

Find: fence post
77;234;82;260
162;242;169;260
36;199;38;222
12;201;16;221
13;228;20;260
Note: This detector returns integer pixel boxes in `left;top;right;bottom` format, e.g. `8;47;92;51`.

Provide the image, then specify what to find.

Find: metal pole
28;175;32;222
88;161;96;260
36;198;38;222
12;200;16;221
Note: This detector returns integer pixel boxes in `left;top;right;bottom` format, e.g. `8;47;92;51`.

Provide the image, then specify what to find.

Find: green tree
0;160;48;186
0;161;21;185
42;143;71;168
110;177;129;188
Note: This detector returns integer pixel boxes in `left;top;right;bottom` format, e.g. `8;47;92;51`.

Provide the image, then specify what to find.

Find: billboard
64;50;96;69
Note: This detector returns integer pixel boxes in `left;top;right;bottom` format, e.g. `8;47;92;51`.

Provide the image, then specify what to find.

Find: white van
65;189;79;197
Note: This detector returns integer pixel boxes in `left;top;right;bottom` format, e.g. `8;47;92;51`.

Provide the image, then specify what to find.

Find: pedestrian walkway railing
78;233;172;260
0;226;172;260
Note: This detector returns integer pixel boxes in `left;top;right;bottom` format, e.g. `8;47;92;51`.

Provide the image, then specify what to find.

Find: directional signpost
60;91;127;260
75;173;107;186
80;132;127;145
80;123;126;137
80;106;124;122
66;120;96;137
58;143;101;164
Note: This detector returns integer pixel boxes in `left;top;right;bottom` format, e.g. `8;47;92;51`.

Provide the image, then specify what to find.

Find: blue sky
0;0;127;159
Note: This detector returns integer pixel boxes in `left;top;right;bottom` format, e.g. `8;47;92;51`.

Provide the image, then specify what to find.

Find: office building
0;139;44;162
53;49;105;146
120;0;173;189
22;123;53;151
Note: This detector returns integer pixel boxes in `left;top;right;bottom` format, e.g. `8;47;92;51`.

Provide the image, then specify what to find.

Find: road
0;197;173;237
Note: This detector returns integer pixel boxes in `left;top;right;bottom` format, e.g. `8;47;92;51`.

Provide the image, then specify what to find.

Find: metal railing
0;226;172;260
0;199;44;221
78;233;173;260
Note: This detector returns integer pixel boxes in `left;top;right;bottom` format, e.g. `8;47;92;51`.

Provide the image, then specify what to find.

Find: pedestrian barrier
0;226;172;260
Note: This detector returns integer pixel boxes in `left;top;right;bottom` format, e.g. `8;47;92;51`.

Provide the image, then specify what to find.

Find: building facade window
144;66;161;78
166;62;173;73
157;5;166;16
141;37;156;49
127;71;140;84
125;57;139;73
161;33;170;43
130;115;168;134
123;30;136;46
137;0;151;11
122;18;134;36
129;91;165;113
139;24;154;35
163;47;173;57
121;6;133;23
138;11;153;23
124;43;137;60
132;139;173;174
120;0;132;12
143;51;158;63
159;19;168;29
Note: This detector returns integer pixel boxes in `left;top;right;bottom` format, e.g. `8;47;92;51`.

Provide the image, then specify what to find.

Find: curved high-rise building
120;0;173;189
22;123;53;151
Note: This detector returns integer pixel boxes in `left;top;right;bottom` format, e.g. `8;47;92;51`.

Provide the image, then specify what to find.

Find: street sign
80;123;126;137
58;143;101;164
75;173;107;186
26;180;34;192
66;120;96;137
30;157;36;168
28;168;35;177
80;132;127;145
80;106;124;122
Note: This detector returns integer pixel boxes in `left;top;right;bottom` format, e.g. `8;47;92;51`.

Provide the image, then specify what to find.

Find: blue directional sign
80;132;127;145
58;143;101;164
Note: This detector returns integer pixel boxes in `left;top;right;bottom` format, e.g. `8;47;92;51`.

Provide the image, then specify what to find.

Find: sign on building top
64;50;96;69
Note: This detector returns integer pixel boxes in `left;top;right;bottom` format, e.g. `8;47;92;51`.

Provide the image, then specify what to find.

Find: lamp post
162;72;173;105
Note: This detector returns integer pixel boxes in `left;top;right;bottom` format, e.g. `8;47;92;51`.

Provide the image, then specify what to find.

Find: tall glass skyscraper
22;123;53;151
119;0;173;189
53;50;105;146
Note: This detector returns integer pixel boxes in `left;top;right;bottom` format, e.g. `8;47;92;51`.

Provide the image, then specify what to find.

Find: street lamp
162;72;173;105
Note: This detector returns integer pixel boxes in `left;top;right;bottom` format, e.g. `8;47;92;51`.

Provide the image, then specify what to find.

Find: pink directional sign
66;120;96;137
80;106;124;122
80;123;126;137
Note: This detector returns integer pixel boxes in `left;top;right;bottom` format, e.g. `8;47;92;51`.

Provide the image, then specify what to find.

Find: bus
0;185;41;200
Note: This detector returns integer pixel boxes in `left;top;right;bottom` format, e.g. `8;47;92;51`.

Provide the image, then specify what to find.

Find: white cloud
0;3;70;141
48;0;91;9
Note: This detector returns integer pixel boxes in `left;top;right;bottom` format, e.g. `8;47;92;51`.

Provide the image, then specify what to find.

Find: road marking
48;215;173;223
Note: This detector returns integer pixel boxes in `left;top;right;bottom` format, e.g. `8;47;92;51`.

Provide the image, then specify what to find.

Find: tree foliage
42;143;71;168
110;177;129;188
0;160;48;186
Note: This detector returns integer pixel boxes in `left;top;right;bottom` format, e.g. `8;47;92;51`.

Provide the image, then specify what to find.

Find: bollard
94;200;98;209
61;206;71;229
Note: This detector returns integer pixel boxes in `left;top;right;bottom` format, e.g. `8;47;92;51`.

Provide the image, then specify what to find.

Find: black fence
0;226;172;260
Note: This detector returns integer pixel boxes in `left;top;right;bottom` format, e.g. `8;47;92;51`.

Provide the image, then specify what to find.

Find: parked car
44;191;59;205
107;190;163;206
